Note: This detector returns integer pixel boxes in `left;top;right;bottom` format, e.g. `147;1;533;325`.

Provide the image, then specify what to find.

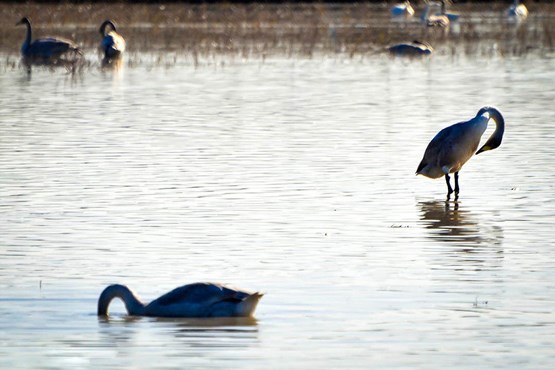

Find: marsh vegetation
1;1;555;70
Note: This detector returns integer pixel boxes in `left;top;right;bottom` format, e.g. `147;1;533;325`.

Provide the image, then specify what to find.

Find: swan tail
238;292;264;317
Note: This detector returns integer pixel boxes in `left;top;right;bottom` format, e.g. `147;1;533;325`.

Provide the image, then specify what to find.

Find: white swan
98;282;263;318
507;0;528;21
391;1;415;18
416;107;505;196
16;17;81;62
420;2;450;28
99;20;126;61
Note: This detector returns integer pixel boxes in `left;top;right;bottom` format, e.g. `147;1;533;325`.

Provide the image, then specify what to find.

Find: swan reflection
98;315;259;351
418;199;503;248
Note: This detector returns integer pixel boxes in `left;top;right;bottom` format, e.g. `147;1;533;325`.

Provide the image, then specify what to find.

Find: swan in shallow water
16;17;81;62
99;20;126;61
97;282;263;318
420;2;450;28
416;107;505;196
434;0;460;22
388;40;433;57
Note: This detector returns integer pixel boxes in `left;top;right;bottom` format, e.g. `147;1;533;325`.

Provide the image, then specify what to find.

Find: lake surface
1;9;555;370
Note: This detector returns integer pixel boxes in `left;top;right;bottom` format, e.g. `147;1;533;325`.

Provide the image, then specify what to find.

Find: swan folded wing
153;283;248;306
28;38;78;58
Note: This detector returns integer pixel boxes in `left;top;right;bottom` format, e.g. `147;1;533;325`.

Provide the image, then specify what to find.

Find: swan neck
97;284;146;316
22;21;32;52
476;107;505;154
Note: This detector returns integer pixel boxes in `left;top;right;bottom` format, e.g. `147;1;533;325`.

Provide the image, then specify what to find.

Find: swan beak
476;145;491;154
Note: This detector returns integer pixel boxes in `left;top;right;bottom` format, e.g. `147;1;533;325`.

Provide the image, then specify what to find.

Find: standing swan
99;20;126;61
16;17;81;63
416;107;505;196
421;1;450;28
97;283;263;318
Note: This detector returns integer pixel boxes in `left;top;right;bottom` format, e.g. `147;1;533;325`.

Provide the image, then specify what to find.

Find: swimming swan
99;20;126;60
416;107;505;196
97;282;263;318
388;40;433;57
16;17;81;62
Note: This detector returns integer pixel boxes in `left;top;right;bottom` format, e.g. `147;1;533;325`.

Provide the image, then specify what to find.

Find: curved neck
420;5;430;21
100;21;116;36
476;107;505;154
23;21;32;50
97;284;146;316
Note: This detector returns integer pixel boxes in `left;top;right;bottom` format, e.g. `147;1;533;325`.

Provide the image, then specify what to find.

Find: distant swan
388;40;433;57
99;20;126;61
97;282;263;318
421;2;450;28
507;0;528;21
416;107;505;196
16;17;81;62
391;1;415;18
435;0;460;22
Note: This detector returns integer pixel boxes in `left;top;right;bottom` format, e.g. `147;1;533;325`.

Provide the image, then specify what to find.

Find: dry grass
1;1;555;68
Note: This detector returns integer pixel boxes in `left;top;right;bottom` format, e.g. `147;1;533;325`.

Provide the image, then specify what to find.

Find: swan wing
153;282;249;307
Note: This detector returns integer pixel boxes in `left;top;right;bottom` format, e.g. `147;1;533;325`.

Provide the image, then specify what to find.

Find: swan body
16;17;81;62
416;107;505;195
507;1;528;21
97;282;263;318
388;40;433;57
99;20;126;60
391;1;415;18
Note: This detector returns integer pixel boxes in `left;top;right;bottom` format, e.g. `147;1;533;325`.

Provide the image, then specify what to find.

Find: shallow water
1;23;555;370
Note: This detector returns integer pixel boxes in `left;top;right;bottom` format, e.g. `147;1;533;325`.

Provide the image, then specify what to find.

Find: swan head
100;20;117;36
16;17;30;26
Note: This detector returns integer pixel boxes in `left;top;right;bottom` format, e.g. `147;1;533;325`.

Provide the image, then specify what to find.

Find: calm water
1;38;555;369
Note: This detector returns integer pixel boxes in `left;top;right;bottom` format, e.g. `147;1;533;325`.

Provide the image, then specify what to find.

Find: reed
1;1;554;68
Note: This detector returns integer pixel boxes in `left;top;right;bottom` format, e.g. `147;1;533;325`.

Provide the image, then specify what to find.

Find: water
1;41;555;370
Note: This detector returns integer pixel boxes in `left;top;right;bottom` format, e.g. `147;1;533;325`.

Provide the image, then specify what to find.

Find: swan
421;1;450;28
97;282;263;318
390;1;415;18
434;0;460;22
388;40;433;56
99;20;126;60
507;0;528;21
416;107;505;196
16;17;81;62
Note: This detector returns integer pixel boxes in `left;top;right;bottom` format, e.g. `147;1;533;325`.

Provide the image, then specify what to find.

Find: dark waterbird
416;107;505;197
98;282;263;318
16;17;81;64
388;40;433;57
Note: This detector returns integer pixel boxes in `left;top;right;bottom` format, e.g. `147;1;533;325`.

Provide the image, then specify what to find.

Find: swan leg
454;172;460;195
445;174;453;195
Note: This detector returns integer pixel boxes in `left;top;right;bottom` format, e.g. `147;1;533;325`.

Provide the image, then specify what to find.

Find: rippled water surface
1;29;555;369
